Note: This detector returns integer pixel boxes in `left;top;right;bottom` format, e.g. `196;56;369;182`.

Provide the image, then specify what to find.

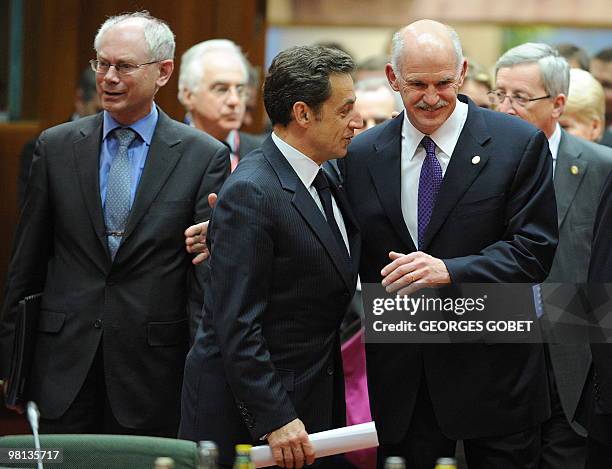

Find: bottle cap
235;444;253;453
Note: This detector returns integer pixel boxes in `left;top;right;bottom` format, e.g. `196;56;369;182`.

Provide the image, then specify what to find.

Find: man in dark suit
0;11;228;436
583;170;612;468
493;42;612;469
179;45;361;468
343;20;558;469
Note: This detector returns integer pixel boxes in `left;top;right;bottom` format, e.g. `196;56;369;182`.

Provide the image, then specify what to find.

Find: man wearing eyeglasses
0;11;228;436
178;39;264;172
494;42;612;469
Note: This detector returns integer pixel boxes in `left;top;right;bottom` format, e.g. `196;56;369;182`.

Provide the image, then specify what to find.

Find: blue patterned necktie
418;136;443;249
104;127;137;260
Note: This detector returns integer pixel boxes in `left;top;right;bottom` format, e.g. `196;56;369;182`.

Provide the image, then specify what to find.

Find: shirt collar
402;98;469;160
271;132;320;188
548;123;561;162
102;104;158;144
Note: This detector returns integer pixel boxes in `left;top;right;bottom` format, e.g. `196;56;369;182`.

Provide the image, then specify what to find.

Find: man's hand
381;251;451;295
266;418;314;468
185;193;218;265
1;380;24;414
185;222;209;264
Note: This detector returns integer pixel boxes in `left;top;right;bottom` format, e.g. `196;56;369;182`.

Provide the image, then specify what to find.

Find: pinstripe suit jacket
179;136;360;465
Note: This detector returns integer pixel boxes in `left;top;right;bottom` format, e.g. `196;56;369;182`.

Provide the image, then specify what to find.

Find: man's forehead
496;63;544;90
201;52;247;82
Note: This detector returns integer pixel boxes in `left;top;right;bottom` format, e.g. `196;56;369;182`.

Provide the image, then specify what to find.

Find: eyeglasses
90;59;160;76
487;90;551;108
209;83;248;99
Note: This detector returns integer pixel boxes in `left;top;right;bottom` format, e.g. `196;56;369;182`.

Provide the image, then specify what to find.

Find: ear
385;64;401;92
156;59;174;88
181;88;196;112
592;117;604;141
551;94;566;120
292;101;312;128
456;58;468;88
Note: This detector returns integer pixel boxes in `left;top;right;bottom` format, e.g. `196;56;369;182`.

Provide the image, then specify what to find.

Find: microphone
26;401;44;469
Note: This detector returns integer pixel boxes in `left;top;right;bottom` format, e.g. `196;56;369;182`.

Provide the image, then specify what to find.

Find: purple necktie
418;136;443;249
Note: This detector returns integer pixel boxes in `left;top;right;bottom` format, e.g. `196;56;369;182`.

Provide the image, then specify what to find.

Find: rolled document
250;421;379;468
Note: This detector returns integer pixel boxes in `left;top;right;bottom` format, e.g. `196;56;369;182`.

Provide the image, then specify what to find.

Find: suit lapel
122;110;182;242
367;114;417;252
263;138;355;292
73;114;109;255
554;131;587;228
420;99;491;251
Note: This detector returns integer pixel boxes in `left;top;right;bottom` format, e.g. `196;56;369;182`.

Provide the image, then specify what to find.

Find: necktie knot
421;136;436;158
312;169;330;192
114;127;137;149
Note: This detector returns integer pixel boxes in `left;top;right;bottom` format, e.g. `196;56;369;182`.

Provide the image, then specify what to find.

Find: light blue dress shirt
99;105;159;207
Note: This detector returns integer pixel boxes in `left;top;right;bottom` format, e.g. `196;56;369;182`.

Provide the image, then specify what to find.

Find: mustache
416;99;449;111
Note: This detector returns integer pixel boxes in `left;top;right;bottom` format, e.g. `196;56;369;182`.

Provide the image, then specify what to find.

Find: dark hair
556;43;590;70
594;47;612;63
78;67;98;102
263;45;354;126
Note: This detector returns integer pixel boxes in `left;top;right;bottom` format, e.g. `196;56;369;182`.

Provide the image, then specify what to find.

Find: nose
102;65;121;84
497;95;515;114
422;85;440;106
225;86;243;106
351;112;364;130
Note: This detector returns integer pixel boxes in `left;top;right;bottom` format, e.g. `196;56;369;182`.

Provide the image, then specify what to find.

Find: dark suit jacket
342;95;559;443
179;137;360;464
586;169;612;444
0;109;229;429
238;131;265;159
544;131;612;436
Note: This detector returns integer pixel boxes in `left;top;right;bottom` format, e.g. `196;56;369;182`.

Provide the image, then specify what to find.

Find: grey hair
94;11;175;61
355;77;403;112
177;39;249;105
391;23;463;76
495;42;570;97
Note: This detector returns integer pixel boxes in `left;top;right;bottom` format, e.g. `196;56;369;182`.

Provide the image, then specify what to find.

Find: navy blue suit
342;96;559;467
180;137;360;465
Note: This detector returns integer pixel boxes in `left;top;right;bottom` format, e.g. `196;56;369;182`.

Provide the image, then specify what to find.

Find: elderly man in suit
493;42;612;469
178;39;263;169
0;11;228;436
179;45;361;468
343;21;558;469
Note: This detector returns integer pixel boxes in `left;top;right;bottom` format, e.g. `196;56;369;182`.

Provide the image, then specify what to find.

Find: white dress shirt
400;99;469;247
548;123;561;176
271;132;350;253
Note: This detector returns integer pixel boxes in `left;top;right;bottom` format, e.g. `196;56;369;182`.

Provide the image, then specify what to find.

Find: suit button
327;366;334;375
94;319;103;329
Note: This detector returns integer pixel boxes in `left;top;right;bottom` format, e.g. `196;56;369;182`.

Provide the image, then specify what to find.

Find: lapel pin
570;165;579;175
471;155;481;165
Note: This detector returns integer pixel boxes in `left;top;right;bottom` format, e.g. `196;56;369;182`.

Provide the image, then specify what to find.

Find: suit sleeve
0;135;53;378
187;142;229;340
207;178;298;439
444;130;559;282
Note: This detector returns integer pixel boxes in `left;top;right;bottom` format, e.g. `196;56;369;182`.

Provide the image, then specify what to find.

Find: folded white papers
250;421;378;468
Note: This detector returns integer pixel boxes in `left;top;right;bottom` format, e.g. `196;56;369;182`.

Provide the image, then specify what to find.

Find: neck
273;124;323;166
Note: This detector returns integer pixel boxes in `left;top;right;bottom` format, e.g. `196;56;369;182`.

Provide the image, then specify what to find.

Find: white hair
495;42;570;97
177;39;249;105
94;11;175;61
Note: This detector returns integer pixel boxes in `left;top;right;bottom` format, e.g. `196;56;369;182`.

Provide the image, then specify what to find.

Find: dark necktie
312;169;349;258
104;127;137;260
418;136;443;249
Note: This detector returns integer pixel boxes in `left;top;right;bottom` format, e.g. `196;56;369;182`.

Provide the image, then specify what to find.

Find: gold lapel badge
471;155;481;165
570;165;579;175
